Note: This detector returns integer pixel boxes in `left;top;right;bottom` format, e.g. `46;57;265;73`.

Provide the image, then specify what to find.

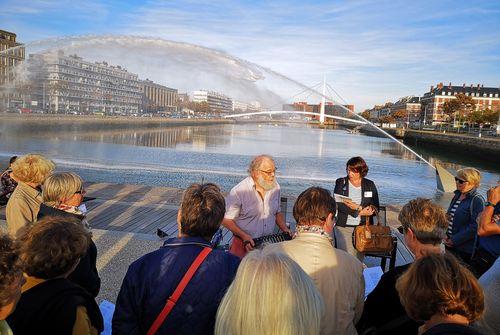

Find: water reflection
72;127;231;149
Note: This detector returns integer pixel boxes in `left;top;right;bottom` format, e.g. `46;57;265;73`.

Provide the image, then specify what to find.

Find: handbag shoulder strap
147;246;212;335
364;205;380;226
469;192;484;217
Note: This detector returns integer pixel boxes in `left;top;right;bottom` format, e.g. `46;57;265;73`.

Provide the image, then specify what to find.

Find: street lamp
423;105;428;126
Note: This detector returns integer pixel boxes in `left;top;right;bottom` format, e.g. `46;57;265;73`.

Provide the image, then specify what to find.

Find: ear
177;209;182;237
405;227;417;244
324;213;335;234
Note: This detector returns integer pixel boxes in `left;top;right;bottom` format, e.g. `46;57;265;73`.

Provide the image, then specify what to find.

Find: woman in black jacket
8;217;103;335
37;172;100;297
334;156;379;260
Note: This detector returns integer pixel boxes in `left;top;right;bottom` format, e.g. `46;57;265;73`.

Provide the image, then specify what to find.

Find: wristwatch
485;201;496;207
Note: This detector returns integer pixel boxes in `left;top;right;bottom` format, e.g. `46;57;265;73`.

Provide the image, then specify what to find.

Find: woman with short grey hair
37;172;101;297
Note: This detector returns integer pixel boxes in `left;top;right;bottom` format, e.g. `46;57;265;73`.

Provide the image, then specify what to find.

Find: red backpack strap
147;246;212;335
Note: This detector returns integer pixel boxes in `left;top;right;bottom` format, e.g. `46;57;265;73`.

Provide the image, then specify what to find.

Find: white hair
247;154;275;174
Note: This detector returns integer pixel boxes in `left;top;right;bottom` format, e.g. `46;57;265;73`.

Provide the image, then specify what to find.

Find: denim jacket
446;189;484;254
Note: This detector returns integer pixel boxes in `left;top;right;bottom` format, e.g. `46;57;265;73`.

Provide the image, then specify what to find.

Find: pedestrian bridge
224;110;367;125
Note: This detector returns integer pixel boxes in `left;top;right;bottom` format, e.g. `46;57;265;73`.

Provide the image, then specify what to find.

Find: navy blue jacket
447;189;484;254
112;236;240;335
477;203;500;257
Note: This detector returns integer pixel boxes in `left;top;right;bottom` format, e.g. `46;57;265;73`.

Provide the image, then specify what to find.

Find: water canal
0;121;498;205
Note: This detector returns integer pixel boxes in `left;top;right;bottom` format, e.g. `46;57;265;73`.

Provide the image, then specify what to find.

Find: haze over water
0;122;498;205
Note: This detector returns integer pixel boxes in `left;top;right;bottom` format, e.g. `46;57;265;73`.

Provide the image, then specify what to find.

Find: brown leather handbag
353;206;393;253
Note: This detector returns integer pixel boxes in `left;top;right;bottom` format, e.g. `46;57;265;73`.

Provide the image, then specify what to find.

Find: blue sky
1;0;499;111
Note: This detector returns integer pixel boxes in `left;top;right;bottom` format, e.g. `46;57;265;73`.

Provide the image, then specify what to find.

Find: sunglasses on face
454;177;467;184
75;188;86;195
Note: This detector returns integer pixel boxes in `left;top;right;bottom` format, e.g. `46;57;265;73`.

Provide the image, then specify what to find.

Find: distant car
19;108;32;114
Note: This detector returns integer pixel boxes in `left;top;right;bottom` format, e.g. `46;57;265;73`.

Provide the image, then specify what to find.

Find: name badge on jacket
364;191;373;198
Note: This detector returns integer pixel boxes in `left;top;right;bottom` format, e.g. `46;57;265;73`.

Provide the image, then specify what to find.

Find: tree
379;115;395;123
470;109;500;124
485;110;500;124
186;101;210;114
391;110;407;120
442;99;460;117
442;93;475;123
360;110;370;119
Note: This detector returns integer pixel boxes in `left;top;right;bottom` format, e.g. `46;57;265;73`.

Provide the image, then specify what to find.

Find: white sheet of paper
99;300;116;335
334;193;352;203
363;266;384;299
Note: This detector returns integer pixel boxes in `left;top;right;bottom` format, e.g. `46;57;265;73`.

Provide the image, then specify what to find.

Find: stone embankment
360;126;500;158
0;114;234;132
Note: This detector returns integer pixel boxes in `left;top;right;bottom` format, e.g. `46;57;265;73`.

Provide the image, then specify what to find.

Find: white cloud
111;1;499;110
0;0;109;21
3;0;499;111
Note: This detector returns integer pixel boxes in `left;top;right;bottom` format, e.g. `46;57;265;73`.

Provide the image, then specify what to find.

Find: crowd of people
0;152;498;335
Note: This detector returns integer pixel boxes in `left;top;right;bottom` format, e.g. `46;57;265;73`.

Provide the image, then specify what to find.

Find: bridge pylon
319;75;326;124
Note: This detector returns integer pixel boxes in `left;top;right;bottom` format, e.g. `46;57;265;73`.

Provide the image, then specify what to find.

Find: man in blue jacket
113;183;240;335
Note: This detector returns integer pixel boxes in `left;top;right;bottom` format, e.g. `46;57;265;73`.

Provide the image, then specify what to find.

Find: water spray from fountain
1;34;434;170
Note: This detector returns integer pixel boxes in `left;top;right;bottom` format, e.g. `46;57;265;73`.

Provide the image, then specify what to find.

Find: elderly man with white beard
222;155;291;257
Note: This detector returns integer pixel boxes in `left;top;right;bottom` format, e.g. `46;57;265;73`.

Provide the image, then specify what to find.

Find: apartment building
28;51;141;114
420;82;500;124
0;29;25;110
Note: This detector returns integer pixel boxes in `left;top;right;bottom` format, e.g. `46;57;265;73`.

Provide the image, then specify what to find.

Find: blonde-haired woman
6;154;55;236
444;168;484;266
37;172;100;297
215;249;324;335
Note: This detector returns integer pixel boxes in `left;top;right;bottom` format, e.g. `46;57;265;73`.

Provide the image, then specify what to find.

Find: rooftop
425;83;500;97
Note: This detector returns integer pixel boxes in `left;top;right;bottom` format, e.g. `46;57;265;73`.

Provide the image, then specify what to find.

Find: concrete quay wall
360;126;500;157
401;129;499;156
0;114;235;132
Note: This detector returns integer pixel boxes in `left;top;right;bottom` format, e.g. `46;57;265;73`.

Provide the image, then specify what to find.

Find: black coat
37;203;101;297
7;278;103;335
334;177;380;227
357;264;420;335
422;324;483;335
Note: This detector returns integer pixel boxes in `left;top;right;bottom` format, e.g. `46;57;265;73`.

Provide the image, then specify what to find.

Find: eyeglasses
75;188;86;195
259;169;276;177
454;177;467;184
